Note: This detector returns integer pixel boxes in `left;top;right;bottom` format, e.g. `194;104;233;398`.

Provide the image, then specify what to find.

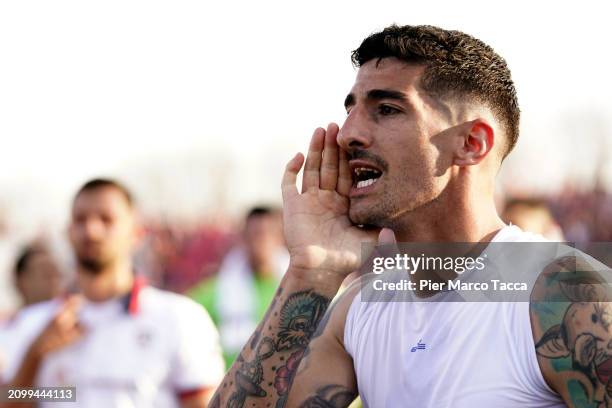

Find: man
189;206;288;368
0;179;224;407
0;243;64;377
13;243;64;308
212;25;610;407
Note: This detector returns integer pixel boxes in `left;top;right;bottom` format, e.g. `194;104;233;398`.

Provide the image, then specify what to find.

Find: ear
453;119;494;166
66;224;76;247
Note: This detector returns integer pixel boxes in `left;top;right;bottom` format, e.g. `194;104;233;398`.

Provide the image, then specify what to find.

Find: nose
83;218;105;240
337;106;373;152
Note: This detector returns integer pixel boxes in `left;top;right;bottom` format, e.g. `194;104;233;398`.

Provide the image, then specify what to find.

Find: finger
53;299;81;329
376;228;399;261
337;147;352;196
319;123;339;191
281;153;304;202
301;128;325;193
62;295;84;311
54;309;79;331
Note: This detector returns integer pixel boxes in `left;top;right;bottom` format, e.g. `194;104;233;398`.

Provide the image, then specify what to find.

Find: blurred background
1;0;611;323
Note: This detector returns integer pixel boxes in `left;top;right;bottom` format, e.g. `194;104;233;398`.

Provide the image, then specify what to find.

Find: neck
77;258;134;302
251;260;275;279
392;179;505;243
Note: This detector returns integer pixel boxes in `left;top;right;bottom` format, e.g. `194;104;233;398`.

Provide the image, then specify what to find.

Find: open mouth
351;162;383;190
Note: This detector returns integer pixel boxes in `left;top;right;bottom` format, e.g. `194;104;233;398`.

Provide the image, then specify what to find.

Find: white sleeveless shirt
344;226;565;407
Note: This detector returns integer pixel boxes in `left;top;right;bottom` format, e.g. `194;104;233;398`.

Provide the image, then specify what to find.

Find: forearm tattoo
221;288;331;408
298;384;356;408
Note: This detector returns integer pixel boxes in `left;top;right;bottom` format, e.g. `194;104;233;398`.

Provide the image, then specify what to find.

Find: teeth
356;178;378;189
354;167;378;176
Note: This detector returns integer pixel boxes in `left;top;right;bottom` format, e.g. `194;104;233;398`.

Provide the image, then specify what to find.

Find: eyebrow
344;89;409;109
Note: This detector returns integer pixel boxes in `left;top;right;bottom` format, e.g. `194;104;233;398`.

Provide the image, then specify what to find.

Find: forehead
23;251;53;269
246;214;277;229
72;187;132;216
351;58;426;97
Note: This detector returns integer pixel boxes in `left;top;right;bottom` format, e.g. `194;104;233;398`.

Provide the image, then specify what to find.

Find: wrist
26;341;46;362
286;263;346;295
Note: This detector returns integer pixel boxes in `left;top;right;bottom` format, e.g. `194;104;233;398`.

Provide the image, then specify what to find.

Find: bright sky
1;0;611;232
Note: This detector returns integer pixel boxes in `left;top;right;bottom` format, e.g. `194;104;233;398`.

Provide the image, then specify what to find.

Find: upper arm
530;254;612;407
286;284;359;407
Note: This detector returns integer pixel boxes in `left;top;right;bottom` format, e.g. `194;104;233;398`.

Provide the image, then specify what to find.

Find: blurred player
189;206;288;367
0;243;64;390
13;243;63;308
0;179;224;408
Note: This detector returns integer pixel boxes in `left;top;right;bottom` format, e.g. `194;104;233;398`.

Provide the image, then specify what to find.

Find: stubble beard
348;193;398;229
76;253;113;275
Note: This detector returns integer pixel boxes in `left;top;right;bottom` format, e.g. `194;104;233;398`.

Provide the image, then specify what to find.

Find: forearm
211;266;343;408
0;349;42;408
7;347;42;388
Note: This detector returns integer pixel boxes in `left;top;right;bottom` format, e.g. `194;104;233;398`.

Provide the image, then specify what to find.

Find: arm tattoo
224;289;331;408
533;257;612;407
298;384;356;408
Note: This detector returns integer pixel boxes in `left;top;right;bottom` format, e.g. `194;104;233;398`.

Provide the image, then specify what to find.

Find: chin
349;207;388;228
77;256;109;274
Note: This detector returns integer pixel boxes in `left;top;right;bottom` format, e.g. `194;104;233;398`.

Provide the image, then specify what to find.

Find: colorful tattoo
533;257;612;407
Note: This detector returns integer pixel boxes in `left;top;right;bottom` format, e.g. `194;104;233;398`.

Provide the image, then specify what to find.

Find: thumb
377;228;399;261
377;228;397;245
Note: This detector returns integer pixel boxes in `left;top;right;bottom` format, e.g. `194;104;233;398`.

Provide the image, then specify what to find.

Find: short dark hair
74;178;134;207
246;206;279;221
15;244;46;279
352;24;520;157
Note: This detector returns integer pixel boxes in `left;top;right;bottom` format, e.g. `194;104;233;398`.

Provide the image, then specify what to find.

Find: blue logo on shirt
410;339;426;352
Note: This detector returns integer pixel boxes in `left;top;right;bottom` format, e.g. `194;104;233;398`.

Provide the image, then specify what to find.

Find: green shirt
188;274;279;368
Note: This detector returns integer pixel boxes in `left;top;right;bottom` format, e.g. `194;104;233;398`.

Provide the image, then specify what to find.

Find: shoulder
140;287;216;329
4;300;59;335
529;246;612;405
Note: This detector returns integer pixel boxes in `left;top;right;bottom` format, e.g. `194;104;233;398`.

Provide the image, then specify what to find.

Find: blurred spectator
135;221;234;294
0;209;19;320
550;184;612;243
13;243;63;308
0;179;224;408
188;206;288;367
502;198;565;240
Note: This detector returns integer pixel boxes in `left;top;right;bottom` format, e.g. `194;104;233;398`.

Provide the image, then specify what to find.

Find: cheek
69;228;83;246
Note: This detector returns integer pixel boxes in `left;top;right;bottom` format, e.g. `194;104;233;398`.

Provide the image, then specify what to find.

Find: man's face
17;250;63;304
338;58;456;227
244;214;283;270
69;187;137;273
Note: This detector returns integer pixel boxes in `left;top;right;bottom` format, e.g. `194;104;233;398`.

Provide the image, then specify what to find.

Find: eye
378;104;400;116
